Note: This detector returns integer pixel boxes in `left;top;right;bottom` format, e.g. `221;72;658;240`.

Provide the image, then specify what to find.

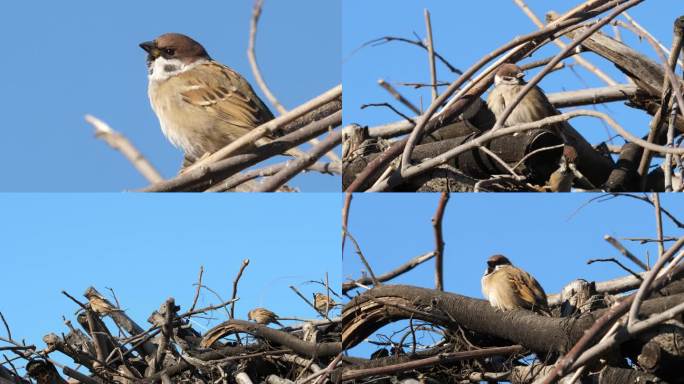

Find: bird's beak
139;41;160;58
516;72;525;79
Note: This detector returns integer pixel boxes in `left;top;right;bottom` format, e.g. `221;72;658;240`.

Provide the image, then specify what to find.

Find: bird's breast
148;80;218;160
487;84;555;126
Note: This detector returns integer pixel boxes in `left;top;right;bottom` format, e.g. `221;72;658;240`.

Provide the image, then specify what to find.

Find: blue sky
343;193;683;356
343;1;680;163
0;1;340;191
0;194;341;369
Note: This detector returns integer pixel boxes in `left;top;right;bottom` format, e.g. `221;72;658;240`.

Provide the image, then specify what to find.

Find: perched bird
140;33;276;167
248;307;283;326
85;292;122;315
313;293;338;314
481;254;550;315
486;64;565;138
546;146;577;192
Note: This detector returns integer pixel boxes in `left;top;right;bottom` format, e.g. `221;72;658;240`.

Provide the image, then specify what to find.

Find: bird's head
139;33;211;77
494;63;525;86
485;254;512;274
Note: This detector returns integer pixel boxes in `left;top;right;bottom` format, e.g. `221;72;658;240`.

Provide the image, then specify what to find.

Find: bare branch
432;192;449;291
85;115;163;183
603;235;648;271
230;259;250;320
423;9;438;101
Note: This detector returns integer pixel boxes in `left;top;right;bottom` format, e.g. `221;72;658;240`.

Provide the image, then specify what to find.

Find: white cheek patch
148;57;186;82
147;57;209;82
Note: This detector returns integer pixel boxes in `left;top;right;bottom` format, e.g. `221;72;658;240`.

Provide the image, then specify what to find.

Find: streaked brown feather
178;61;274;130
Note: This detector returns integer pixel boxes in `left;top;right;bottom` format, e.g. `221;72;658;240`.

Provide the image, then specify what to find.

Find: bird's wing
176;61;274;131
507;268;548;312
264;309;278;318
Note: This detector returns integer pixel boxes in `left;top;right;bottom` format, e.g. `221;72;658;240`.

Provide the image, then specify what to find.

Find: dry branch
85;115;163;183
345;2;684;192
1;272;341;383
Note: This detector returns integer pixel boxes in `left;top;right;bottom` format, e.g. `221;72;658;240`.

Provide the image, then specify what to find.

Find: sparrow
140;33;276;167
247;307;283;326
85;292;122;315
481;254;550;315
313;293;338;314
487;64;566;140
545;146;577;192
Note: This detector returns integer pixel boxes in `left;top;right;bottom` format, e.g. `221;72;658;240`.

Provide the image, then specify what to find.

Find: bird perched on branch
248;307;283;326
546;145;577;192
85;292;123;315
487;63;566;140
140;33;277;168
313;293;338;314
481;254;550;315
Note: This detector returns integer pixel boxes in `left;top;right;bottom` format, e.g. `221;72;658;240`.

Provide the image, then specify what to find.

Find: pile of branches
0;265;342;383
86;0;342;192
343;0;684;192
340;193;684;383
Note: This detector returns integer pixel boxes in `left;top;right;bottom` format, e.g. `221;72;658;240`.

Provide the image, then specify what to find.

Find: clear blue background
0;1;340;191
343;1;682;165
0;194;341;369
343;193;683;356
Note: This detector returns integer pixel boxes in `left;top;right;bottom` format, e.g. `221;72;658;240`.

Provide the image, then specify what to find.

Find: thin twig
299;353;343;384
254;130;342;192
623;11;684;68
248;0;286;114
654;193;665;258
361;103;415;124
288;286;331;322
628;235;684;329
665;104;678;192
586;258;643;280
189;265;204;313
205;161;339;192
512;0;617;85
373;108;679;191
342;345;525;381
360;36;462;74
432;192;449;291
85;115;163;183
346;232;380;287
246;0;339;165
182;84;341;175
342;251;436;294
230;259;250;320
491;0;643;132
0;313;11;341
603;235;648;271
142;103;341;192
378;79;421;115
342;192;352;256
478;146;525;180
424;9;438;101
347;4;604;191
397;1;627;176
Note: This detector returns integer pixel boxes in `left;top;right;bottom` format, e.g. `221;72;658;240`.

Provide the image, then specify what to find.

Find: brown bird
481;254;550;315
140;33;276;167
546;146;577;192
313;293;338;314
247;307;283;326
85;292;122;315
487;64;566;139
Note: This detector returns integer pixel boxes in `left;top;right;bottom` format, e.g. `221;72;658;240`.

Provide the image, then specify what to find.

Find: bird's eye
163;48;175;56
